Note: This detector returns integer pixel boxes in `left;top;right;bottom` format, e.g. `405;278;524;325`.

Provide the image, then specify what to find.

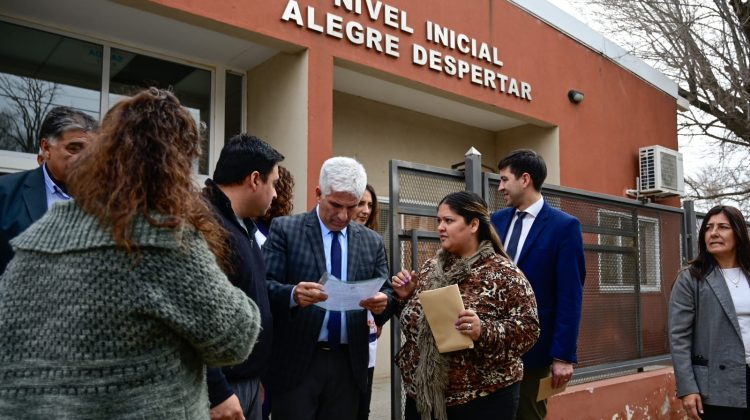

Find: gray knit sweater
0;201;261;419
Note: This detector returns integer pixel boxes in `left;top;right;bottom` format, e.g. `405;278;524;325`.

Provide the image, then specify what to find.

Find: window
224;71;244;140
637;217;661;289
0;21;101;154
109;49;212;174
597;210;661;292
0;20;240;176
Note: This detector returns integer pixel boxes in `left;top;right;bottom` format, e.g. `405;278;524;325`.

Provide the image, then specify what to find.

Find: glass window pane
0;21;101;154
225;71;243;141
600;253;622;286
109;48;211;174
638;219;660;287
622;253;637;286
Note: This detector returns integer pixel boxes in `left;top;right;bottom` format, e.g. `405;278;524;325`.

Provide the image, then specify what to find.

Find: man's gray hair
319;157;367;198
40;106;98;144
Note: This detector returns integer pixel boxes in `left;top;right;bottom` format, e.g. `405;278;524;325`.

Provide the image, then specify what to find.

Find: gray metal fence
485;173;682;380
386;151;686;419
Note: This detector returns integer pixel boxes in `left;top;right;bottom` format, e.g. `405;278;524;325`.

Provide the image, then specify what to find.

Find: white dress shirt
504;197;544;263
722;268;750;364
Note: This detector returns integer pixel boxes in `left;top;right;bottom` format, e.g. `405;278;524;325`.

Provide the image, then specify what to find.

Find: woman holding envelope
392;191;539;420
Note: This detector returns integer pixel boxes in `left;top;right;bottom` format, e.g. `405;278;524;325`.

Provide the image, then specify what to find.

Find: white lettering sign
281;0;532;101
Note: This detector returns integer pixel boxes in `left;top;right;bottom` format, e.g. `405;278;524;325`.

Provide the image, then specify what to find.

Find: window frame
596;209;662;293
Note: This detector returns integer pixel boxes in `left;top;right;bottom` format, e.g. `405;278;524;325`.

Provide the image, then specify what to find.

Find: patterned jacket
395;252;539;406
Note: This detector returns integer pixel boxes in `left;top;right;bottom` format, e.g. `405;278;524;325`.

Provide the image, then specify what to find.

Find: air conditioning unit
639;145;685;197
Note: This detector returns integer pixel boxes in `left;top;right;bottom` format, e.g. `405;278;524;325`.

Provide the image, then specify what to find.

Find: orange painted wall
147;0;678;202
548;368;685;419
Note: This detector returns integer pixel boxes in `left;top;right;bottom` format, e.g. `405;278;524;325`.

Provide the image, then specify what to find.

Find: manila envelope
536;376;567;401
418;284;474;353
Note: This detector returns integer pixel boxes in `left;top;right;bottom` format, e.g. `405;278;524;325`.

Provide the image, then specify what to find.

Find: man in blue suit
490;149;585;420
263;157;395;420
0;106;98;274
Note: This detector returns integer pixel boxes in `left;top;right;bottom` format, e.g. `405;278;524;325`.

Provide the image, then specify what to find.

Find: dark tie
506;211;527;262
328;231;342;345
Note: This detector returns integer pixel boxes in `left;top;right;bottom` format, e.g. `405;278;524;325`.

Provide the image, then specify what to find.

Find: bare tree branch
0;75;58;153
573;0;750;207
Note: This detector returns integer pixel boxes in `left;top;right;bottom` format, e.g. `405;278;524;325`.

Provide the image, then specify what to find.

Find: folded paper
418;284;474;353
536;376;567;401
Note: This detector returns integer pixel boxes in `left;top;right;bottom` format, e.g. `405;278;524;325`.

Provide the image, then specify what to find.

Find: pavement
368;374;392;420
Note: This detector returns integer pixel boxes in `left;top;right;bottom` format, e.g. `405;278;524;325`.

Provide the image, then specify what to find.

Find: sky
546;0;580;16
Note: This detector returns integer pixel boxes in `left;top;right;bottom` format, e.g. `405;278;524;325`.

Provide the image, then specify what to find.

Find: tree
568;0;750;212
0;75;59;154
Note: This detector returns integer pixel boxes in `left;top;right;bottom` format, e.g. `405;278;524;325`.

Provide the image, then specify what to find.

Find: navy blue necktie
506;211;527;262
327;231;342;345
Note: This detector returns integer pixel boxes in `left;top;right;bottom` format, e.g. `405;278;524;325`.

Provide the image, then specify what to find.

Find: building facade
1;1;688;407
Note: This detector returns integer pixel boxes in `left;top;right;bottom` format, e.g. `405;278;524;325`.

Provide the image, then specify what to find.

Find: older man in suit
0;106;98;273
490;149;586;420
263;157;394;420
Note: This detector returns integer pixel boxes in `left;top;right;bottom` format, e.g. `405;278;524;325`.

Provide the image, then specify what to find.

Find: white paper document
314;273;386;311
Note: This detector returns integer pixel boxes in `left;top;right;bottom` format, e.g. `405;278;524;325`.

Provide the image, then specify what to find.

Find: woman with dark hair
0;88;261;419
255;165;295;246
354;183;382;420
391;191;539;420
670;205;750;420
356;184;379;231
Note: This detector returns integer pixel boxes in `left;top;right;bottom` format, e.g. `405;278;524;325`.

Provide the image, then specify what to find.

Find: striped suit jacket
263;209;393;392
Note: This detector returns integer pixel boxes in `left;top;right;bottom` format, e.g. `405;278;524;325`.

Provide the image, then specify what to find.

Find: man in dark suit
263;157;394;420
203;134;284;420
0;106;98;273
490;149;585;420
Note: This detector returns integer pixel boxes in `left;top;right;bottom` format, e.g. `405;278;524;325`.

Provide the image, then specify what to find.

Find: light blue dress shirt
42;164;71;209
288;206;351;343
316;205;349;343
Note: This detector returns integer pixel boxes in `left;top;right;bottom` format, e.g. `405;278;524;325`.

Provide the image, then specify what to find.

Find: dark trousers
517;366;549;420
405;382;520;420
228;377;262;420
357;367;375;420
271;346;359;420
261;386;271;420
699;366;750;420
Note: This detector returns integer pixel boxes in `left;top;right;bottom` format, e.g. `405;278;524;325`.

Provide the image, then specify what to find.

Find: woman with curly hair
354;183;382;420
255;165;295;246
0;88;261;419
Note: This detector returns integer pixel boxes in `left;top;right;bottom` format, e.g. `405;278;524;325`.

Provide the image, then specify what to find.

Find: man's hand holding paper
293;282;328;307
360;292;389;314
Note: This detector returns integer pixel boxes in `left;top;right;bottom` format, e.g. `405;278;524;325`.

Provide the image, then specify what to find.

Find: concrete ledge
548;367;686;419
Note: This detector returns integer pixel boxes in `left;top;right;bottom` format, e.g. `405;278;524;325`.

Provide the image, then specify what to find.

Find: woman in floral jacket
392;191;539;420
